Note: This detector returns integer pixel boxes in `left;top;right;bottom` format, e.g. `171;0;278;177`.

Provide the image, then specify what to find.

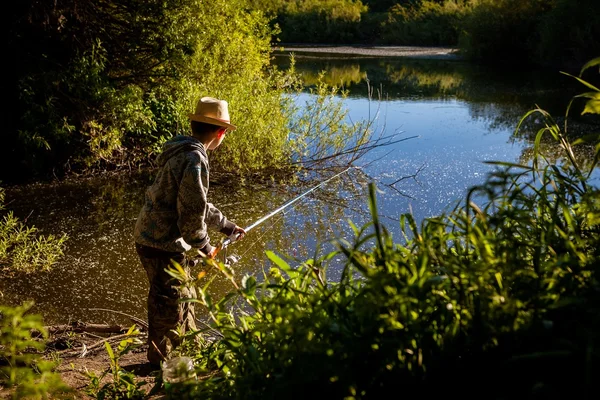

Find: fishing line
234;212;286;260
220;167;352;263
221;166;352;250
221;204;298;264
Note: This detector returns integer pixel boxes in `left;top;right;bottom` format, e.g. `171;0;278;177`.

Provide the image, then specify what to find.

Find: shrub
4;0;291;182
85;325;145;399
274;0;368;43
0;186;67;274
536;0;600;68
380;0;468;46
0;301;71;399
458;0;551;63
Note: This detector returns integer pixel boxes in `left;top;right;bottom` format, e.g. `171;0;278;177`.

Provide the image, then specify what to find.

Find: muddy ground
1;330;161;399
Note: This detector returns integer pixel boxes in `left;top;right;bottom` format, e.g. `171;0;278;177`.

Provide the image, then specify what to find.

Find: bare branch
87;307;148;329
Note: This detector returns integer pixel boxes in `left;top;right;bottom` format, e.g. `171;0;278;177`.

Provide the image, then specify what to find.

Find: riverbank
0;327;160;399
273;44;462;60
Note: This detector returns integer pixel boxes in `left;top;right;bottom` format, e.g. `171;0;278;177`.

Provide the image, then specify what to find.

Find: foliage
255;0;467;44
205;64;293;177
458;0;600;67
363;0;416;13
4;0;293;182
535;0;600;68
564;58;600;121
154;59;600;399
8;0;596;183
172;0;295;176
0;186;68;274
0;301;71;399
514;57;600;174
257;0;599;69
458;0;552;63
262;0;369;43
286;73;375;170
85;325;146;400
380;0;469;46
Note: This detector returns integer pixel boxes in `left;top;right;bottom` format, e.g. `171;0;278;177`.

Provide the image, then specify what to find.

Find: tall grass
0;186;68;274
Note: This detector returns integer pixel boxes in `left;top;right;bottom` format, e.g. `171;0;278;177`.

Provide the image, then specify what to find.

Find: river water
2;50;598;325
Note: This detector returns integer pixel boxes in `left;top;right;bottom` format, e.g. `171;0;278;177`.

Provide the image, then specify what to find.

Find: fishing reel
191;246;240;266
223;253;241;266
218;232;243;265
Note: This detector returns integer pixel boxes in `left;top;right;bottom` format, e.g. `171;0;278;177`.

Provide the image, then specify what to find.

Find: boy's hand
231;225;246;242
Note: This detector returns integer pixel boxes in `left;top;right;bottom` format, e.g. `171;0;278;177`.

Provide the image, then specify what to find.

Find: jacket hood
156;135;206;167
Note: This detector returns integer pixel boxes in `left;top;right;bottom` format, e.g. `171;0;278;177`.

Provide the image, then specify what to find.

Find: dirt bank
274;44;462;60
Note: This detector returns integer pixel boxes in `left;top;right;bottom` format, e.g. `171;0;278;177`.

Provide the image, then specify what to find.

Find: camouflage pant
135;244;198;365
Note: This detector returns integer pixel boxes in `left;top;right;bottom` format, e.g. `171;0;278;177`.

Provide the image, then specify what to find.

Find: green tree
271;0;368;43
4;0;290;182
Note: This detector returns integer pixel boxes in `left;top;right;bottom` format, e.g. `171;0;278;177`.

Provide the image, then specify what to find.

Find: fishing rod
219;166;353;252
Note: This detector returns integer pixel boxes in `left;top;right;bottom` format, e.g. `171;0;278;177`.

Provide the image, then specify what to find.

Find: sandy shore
274;44;462;60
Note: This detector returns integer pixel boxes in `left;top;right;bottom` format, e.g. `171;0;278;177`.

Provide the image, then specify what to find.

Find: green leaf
266;250;293;273
583;99;600;115
579;57;600;76
126;325;138;336
560;71;600;92
104;342;114;360
494;272;503;290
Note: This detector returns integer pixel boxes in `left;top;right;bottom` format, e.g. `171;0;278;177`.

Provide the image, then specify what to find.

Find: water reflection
276;52;599;180
273;52;589;136
274;54;573;102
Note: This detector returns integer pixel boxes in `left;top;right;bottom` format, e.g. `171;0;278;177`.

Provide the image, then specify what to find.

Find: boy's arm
176;158;236;256
206;202;236;236
177;161;220;254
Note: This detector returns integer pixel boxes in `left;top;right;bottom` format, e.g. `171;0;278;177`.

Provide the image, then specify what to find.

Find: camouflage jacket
134;135;235;254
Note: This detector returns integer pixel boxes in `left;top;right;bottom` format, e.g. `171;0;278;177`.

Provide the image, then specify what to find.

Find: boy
134;96;246;365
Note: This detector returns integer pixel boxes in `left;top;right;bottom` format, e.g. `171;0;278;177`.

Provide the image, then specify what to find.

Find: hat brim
188;114;237;131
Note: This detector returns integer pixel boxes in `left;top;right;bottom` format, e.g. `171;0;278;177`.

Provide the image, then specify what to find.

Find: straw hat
188;97;237;131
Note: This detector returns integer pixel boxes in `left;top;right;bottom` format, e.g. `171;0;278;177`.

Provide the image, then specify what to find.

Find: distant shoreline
273;44;462;60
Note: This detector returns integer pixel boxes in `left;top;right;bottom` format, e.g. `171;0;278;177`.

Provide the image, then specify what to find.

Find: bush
536;0;600;68
0;301;71;398
274;0;368;43
380;0;468;46
173;162;599;398
4;0;292;182
458;0;551;63
0;186;67;274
